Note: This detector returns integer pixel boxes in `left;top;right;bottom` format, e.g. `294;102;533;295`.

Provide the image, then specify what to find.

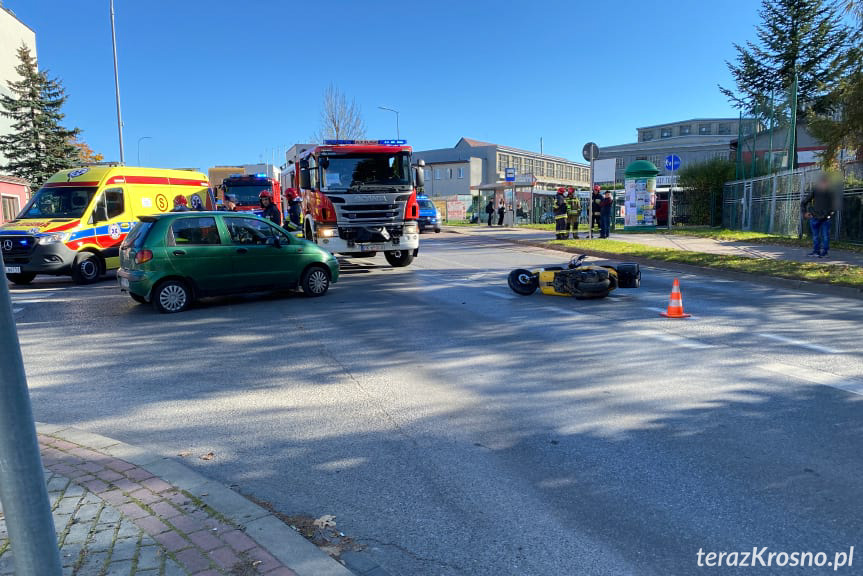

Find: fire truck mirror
300;168;311;189
319;157;330;169
299;159;309;170
415;167;425;188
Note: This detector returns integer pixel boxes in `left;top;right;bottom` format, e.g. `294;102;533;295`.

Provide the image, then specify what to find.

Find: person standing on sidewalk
599;190;614;238
801;173;839;258
554;187;568;239
591;185;602;231
565;187;581;239
497;198;505;226
485;198;495;226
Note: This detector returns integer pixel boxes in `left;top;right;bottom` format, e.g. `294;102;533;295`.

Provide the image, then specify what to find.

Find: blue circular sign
665;155;681;171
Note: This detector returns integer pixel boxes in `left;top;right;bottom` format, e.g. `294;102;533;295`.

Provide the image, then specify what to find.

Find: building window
434;168;441;180
641;130;654;141
661;128;672;138
742;122;754;135
556;164;563;179
565;166;573;180
635;156;647;161
512;156;522;172
648;155;662;168
699;123;712;135
424;168;431;182
616;157;625;169
547;161;554;175
679;125;691;136
447;168;453;179
536;162;544;176
2;195;20;222
497;154;509;171
525;158;534;175
718;123;731;135
457;167;464;179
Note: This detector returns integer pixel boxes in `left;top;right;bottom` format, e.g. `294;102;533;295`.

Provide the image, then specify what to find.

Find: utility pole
110;0;125;164
378;106;400;140
0;251;62;576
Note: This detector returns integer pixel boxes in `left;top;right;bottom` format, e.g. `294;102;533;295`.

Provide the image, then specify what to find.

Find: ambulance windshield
20;187;98;219
322;153;411;191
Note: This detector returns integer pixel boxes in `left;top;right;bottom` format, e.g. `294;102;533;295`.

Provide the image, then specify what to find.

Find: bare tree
314;84;366;142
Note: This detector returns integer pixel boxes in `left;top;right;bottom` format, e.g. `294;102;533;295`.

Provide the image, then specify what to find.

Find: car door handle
173;250;186;256
236;248;248;254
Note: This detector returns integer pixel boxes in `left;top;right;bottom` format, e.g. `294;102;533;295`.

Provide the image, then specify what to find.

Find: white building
0;4;37;169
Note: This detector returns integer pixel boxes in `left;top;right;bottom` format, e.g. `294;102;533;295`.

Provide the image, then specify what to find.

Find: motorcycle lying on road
507;254;641;299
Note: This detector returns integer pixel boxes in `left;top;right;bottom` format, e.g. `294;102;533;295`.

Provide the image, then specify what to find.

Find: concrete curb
35;423;355;576
444;227;863;300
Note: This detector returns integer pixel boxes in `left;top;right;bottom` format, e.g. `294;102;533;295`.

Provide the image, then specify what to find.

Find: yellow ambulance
1;165;211;284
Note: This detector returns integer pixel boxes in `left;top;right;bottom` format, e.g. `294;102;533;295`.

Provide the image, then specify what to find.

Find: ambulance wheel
301;265;330;297
6;272;36;285
152;280;191;313
129;293;147;304
385;250;414;267
71;252;102;284
508;269;538;295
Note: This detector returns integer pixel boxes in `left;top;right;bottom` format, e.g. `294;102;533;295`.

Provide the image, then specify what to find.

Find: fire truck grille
336;201;405;224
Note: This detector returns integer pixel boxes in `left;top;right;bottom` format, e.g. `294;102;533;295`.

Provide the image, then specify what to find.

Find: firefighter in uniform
565;187;581;239
554;187;568;240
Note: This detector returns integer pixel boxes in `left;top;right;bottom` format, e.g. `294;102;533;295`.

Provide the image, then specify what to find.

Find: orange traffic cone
660;278;691;318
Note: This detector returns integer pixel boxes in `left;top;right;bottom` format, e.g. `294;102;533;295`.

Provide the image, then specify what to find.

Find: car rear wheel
152;280;191;313
301;266;330;297
71;252;101;284
384;250;414;267
508;269;538;295
6;272;36;285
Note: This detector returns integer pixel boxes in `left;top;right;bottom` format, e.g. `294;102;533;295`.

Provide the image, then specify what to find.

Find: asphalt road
9;231;863;575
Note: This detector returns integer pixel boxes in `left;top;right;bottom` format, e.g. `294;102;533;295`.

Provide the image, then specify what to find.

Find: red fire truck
286;140;423;267
220;173;283;218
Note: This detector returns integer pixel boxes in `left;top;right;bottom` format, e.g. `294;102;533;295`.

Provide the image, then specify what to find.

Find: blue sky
7;0;761;169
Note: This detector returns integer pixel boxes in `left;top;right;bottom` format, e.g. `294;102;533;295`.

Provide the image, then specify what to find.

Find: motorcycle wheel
508;269;538;296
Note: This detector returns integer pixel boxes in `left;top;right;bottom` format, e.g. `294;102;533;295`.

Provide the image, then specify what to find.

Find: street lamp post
378;106;400;140
137;136;152;166
109;0;125;164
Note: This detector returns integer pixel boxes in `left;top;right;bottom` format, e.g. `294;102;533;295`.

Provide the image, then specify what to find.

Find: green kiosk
623;160;659;230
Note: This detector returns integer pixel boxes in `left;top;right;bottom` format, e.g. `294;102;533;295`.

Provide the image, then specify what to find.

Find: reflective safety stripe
554;214;567;220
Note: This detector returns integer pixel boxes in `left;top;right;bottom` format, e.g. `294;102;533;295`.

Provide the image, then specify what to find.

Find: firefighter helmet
174;195;188;206
259;190;273;200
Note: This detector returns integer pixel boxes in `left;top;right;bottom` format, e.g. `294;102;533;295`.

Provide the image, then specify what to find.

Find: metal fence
722;168;863;243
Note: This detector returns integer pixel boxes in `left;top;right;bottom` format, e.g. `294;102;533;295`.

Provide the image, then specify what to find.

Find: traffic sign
582;142;599;162
665;154;681;171
505;167;516;182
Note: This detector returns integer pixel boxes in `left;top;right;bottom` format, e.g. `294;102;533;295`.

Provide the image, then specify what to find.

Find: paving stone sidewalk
0;430;352;576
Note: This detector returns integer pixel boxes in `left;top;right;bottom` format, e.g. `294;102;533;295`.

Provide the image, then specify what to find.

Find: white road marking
758;333;845;355
13;307;24;314
646;306;666;314
11;292;55;301
646;332;715;350
760;362;863;396
483;290;516;299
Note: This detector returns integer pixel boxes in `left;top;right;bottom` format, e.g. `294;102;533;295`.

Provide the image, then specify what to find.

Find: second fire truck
285;140;423;267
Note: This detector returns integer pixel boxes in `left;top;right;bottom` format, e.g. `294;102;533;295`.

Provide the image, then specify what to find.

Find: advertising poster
624;177;656;229
446;200;466;221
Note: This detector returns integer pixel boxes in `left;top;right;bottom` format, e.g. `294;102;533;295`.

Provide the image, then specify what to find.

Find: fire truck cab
290;140;424;267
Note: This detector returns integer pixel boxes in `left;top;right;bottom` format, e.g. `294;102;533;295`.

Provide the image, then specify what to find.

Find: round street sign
665;154;681;171
582;142;600;162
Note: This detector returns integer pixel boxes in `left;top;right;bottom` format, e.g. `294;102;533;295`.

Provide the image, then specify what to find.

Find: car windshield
322;153;411;190
20;186;98;219
418;199;435;210
224;185;271;206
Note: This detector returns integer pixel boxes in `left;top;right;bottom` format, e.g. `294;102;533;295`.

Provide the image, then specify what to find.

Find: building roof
0;173;29;186
636;118;749;131
1;4;35;33
456;137;586;166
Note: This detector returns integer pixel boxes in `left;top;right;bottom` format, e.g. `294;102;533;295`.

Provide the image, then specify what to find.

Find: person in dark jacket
497;199;505;226
222;194;240;211
599;190;614;238
485;198;495;226
590;185;602;231
800;173;839;258
554;187;568;239
287;188;303;227
259;190;282;226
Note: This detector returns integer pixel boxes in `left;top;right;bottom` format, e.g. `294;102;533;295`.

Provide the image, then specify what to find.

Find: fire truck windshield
321;152;411;191
224;184;271;205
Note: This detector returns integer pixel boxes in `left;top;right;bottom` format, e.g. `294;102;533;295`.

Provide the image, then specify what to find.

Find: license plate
119;277;129;289
4;266;21;274
360;243;386;252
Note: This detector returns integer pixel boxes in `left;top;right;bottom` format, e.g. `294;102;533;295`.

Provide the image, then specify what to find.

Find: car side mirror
267;236;281;248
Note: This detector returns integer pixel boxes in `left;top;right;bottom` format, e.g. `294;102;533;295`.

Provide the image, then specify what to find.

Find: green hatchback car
117;212;339;313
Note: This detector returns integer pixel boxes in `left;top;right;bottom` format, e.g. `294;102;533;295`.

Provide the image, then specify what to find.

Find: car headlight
37;232;68;245
403;222;419;234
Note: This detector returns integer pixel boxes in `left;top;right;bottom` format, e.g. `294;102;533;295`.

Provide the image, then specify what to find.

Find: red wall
0;179;30;224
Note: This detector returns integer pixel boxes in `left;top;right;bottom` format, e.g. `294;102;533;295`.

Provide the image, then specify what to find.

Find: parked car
117;212;339;313
417;195;441;233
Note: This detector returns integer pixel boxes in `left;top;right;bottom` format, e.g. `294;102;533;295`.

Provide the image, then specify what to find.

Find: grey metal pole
588;149;595;239
0;252;62;576
110;0;125;164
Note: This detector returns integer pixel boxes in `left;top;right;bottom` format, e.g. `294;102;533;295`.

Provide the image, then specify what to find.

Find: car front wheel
152;280;191;313
301;266;330;297
6;272;36;285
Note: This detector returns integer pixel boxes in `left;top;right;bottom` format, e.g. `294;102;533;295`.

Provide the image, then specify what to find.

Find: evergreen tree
719;0;852;116
0;45;79;188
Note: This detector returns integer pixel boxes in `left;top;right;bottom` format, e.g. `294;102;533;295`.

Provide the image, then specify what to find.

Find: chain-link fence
723;168;863;243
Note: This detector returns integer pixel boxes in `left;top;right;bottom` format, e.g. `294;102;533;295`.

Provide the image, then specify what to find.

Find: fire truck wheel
384;250;414;267
301;265;330;297
6;272;36;285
